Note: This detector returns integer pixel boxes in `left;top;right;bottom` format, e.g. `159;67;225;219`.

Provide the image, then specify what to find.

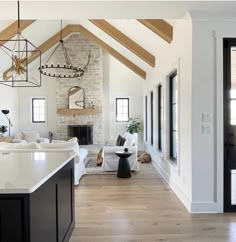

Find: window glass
116;98;129;122
32;98;46;123
170;71;178;161
151;91;154;145
158;85;163;151
145;96;147;141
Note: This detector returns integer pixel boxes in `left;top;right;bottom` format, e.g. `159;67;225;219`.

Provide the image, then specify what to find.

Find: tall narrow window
32;98;46;123
145;95;147;141
150;91;154;145
116;98;129;122
158;85;163;151
169;71;178;161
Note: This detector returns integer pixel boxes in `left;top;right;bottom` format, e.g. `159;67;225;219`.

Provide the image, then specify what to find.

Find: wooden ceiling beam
0;20;36;45
137;19;173;43
90;19;155;68
3;24;146;80
70;25;146;80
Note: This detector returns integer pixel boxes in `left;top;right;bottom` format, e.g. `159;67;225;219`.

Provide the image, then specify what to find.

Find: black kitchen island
0;151;75;242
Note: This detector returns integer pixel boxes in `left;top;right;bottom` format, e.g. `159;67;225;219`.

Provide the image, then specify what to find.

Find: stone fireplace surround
55;34;104;145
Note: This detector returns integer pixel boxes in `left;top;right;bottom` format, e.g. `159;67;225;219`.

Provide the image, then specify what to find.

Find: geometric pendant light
0;0;41;87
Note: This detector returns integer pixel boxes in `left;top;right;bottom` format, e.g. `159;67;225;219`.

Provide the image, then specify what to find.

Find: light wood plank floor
70;163;236;242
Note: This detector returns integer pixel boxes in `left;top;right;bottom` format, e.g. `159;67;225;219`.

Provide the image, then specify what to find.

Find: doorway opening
223;38;236;211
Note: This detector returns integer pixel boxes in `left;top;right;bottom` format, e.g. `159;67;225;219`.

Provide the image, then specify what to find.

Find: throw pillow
67;137;78;143
120;137;126;146
116;135;123;146
22;131;40;142
96;148;103;166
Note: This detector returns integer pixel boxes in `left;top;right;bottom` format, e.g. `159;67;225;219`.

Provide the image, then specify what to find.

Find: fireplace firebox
68;125;93;145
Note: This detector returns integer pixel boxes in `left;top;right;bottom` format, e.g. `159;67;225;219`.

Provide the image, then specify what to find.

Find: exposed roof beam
3;24;146;80
137;19;173;43
90;19;155;68
0;20;36;45
70;25;146;80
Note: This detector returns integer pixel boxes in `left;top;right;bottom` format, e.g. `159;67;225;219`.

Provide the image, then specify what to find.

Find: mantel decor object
38;20;91;79
0;0;41;87
68;86;85;109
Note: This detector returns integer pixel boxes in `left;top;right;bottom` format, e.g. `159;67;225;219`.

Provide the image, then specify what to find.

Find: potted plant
0;125;7;136
126;118;142;134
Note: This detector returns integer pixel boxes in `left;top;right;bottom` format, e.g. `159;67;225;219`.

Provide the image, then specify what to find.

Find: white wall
103;52;144;146
191;18;236;213
0;86;19;136
143;16;193;212
18;75;57;138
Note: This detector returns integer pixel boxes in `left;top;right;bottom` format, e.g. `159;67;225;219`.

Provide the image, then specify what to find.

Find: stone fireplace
55;33;104;145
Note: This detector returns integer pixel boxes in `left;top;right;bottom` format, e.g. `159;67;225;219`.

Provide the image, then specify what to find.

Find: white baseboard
152;159;192;212
152;159;219;214
191;202;218;213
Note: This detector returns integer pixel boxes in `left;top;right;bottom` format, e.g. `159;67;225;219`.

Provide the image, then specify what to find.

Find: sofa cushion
22;131;40;142
123;133;135;147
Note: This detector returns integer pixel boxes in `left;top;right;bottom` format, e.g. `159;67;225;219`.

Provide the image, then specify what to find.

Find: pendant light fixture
38;20;91;79
0;0;41;87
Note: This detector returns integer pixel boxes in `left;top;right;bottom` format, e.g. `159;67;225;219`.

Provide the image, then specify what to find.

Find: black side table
115;151;133;178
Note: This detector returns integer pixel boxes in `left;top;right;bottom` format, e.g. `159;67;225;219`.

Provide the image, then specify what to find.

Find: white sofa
12;131;50;143
0;141;88;185
102;132;139;171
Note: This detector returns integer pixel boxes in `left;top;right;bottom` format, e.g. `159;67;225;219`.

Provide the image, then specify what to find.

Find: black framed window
116;98;129;122
150;91;154;145
32;98;46;123
145;95;147;141
158;85;163;151
169;71;178;161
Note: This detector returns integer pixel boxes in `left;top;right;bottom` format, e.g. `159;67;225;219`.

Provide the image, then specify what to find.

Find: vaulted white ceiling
0;1;236;19
0;1;235;79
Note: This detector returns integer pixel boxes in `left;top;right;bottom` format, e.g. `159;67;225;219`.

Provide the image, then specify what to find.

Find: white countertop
0;151;75;194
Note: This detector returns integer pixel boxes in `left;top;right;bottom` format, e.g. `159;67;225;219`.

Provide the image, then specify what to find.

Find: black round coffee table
115;151;133;178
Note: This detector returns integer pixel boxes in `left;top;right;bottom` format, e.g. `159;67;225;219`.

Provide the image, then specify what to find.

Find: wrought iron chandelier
0;0;41;87
38;21;91;79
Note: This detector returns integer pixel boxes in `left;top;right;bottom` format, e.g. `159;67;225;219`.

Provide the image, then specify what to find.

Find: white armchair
102;132;139;171
12;131;50;143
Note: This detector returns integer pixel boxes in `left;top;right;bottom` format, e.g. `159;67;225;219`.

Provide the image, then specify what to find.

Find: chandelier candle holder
0;0;41;87
38;21;91;79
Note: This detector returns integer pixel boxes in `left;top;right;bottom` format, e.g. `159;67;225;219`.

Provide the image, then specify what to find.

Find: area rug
85;154;117;175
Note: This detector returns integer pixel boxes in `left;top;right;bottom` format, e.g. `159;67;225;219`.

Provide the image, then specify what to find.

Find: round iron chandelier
38;21;91;79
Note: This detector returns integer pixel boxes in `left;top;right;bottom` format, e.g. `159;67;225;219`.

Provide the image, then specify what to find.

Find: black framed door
224;38;236;211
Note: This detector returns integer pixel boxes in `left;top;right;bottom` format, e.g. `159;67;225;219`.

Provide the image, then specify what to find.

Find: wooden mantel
57;108;100;115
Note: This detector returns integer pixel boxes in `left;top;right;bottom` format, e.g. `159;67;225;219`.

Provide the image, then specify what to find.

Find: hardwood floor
70;163;236;242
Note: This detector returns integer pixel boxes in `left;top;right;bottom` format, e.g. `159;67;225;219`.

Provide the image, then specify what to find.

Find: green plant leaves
0;125;7;134
126;118;142;134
